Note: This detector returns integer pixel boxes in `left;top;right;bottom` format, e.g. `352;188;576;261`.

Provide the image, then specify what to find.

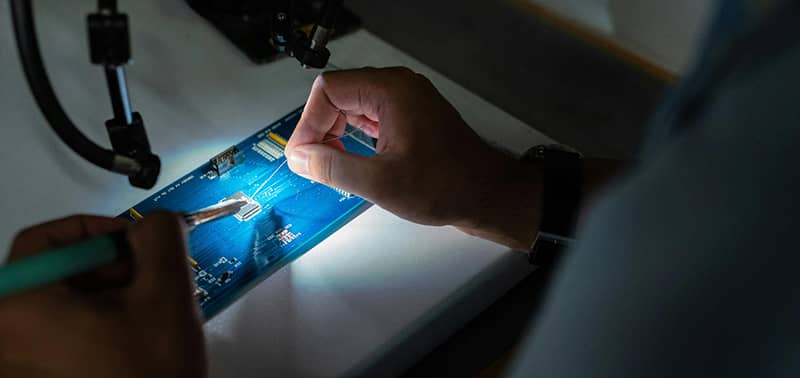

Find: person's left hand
0;213;206;378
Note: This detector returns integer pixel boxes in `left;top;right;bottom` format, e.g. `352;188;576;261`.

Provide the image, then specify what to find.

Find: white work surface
0;1;552;377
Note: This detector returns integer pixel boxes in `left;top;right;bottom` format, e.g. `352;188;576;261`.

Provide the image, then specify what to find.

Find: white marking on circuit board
153;175;198;202
196;271;214;283
267;225;301;246
213;256;242;269
195;270;217;285
332;187;353;201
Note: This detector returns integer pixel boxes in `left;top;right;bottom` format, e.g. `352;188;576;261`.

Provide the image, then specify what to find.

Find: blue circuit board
120;106;375;319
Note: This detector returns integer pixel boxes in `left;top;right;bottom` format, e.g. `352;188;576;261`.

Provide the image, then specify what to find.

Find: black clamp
105;113;161;189
87;11;130;65
287;0;342;69
291;27;332;69
88;3;160;189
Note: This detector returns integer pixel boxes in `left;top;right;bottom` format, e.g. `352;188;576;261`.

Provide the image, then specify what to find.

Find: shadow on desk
400;262;562;377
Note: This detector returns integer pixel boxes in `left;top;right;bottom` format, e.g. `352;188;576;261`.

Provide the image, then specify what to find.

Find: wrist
454;155;543;250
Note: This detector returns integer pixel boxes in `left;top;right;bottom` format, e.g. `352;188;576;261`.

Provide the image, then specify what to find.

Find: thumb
287;143;381;200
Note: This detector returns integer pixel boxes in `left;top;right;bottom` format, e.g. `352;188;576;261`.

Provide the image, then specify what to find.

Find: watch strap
522;145;583;266
536;145;583;236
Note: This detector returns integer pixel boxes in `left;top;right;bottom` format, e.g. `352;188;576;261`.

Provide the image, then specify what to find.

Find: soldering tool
0;199;247;298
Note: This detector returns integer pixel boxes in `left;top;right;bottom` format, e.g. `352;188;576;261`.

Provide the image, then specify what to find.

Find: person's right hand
286;67;543;249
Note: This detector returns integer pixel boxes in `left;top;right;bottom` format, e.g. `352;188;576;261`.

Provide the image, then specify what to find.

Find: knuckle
383;67;417;85
12;226;36;243
314;71;333;89
387;66;415;77
312;148;336;185
393;69;431;97
414;72;435;88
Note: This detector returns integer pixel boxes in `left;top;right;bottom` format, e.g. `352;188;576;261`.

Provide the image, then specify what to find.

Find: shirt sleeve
508;29;800;378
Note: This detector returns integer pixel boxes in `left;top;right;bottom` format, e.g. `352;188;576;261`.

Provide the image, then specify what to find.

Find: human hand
0;213;206;378
286;67;543;249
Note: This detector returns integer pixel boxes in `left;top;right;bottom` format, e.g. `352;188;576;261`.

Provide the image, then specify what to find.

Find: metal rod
104;65;133;125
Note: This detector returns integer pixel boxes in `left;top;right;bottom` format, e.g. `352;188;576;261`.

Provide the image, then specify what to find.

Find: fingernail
288;147;310;175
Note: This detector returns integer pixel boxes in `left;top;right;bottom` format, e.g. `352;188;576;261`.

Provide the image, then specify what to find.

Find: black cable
10;0;137;175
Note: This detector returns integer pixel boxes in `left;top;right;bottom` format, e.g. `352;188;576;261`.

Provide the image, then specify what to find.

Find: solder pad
120;106;375;319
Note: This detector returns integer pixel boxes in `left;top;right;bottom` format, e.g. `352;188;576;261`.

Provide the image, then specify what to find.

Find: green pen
0;199;246;298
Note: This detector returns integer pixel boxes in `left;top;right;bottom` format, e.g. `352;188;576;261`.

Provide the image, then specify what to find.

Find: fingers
124;212;193;301
9;215;129;261
287;143;383;200
287;67;413;151
285;67;427;200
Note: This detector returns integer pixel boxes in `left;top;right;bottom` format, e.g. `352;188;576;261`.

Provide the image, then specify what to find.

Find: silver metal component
111;155;142;175
182;199;248;230
193;287;208;301
309;26;334;50
222;192;262;222
113;66;133;125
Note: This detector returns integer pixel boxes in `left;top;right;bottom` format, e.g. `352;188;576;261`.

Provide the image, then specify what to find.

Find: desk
0;1;551;376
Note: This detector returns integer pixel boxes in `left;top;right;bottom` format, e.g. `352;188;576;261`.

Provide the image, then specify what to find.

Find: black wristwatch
521;144;583;267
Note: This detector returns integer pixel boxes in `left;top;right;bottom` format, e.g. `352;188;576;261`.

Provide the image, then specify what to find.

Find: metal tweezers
183;199;248;231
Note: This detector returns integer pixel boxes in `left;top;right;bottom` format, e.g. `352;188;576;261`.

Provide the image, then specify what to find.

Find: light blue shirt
511;1;800;376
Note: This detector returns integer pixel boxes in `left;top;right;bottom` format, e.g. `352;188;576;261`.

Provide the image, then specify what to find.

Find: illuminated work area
1;0;798;377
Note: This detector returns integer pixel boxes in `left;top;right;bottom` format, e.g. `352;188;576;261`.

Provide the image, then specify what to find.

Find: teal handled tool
0;199;247;298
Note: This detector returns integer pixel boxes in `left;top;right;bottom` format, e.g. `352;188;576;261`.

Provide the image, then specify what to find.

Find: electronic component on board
218;271;233;284
193;287;208;301
187;256;200;272
267;132;288;147
223;191;262;221
256;139;284;161
210;146;241;175
129;207;144;220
